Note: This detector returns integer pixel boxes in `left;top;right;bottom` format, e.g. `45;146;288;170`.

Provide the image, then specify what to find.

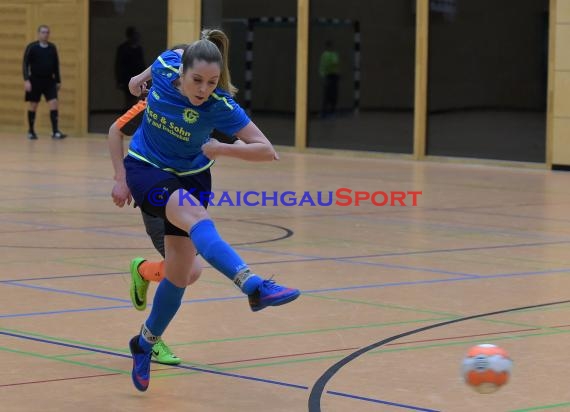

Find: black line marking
308;299;570;411
232;220;294;246
0;220;294;250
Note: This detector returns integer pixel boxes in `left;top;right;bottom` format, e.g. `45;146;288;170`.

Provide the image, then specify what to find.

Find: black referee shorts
25;77;58;102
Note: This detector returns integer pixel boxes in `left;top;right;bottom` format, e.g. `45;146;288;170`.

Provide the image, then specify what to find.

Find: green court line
481;317;563;332
304;294;570;334
139;327;570;380
0;326;219;371
53;352;92;359
510;402;570;411
0;345;128;375
0;327;132;354
249;328;570;366
153;328;570;379
0;316;453;357
3;297;570;386
305;293;570;319
42;256;240;287
370;329;570;355
167;317;454;347
3;296;569;358
305;293;463;316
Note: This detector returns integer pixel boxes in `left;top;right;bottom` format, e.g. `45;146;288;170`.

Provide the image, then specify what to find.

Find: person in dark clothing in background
115;27;146;112
23;24;66;140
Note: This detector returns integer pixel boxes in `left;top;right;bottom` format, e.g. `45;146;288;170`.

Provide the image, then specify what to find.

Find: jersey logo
152;90;160;100
183;108;199;124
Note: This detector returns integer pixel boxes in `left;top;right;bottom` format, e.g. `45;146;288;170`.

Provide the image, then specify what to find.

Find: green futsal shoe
152;339;181;365
130;257;149;311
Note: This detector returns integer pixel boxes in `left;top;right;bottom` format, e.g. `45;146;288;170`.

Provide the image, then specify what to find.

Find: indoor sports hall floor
1;132;570;412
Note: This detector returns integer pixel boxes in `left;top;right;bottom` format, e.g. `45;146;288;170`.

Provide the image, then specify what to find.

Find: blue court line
0;333;313;395
0;193;106;202
0;305;134;318
2;281;131;303
301;267;570;294
427;206;570;224
2;266;570;319
327;391;440;412
0;295;250;319
324;211;570;241
0;330;437;410
0;271;125;283
0;234;562;285
0;329;302;390
315;258;478;278
0;218;151;240
236;239;570;260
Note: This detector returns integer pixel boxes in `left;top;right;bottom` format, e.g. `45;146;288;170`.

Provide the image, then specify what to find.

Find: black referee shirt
23;41;61;82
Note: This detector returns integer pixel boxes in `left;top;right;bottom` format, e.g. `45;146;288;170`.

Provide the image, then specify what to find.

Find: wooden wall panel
552;117;570;164
0;0;564;167
557;0;570;22
551;0;570;167
168;0;201;46
555;25;570;70
0;5;30;129
0;0;86;136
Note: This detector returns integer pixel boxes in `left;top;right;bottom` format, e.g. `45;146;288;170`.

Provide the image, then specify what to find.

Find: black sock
27;111;36;132
50;110;58;133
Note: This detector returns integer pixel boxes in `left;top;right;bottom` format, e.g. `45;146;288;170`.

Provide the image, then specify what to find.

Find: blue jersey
128;50;250;175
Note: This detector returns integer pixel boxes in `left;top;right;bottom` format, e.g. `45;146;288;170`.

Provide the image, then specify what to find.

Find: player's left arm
202;121;278;162
128;65;152;96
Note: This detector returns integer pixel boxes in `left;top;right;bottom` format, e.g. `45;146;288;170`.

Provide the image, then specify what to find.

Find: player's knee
187;261;202;286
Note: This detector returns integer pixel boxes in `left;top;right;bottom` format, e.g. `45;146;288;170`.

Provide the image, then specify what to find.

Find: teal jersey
128;50;250;174
319;50;339;77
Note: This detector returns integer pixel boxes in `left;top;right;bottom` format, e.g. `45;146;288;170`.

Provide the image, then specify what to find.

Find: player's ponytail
202;29;238;96
182;29;238;96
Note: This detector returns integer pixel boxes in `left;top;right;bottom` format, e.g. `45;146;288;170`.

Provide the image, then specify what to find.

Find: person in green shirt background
319;39;340;118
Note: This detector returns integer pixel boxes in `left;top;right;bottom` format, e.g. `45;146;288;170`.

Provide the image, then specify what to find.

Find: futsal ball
462;344;512;394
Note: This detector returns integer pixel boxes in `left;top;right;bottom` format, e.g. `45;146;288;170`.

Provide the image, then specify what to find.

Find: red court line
208;323;570;366
0;366;177;388
3;323;569;387
0;372;121;388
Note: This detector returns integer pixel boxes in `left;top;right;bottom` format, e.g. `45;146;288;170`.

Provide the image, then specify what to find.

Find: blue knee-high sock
138;278;185;352
190;219;262;294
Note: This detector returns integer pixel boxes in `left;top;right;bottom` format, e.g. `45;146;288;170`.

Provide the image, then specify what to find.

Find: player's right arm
108;122;132;208
108;99;147;207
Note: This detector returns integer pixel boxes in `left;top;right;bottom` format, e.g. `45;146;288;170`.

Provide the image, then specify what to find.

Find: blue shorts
124;155;212;236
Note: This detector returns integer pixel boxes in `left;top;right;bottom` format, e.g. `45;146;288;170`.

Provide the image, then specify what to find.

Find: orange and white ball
462;344;513;394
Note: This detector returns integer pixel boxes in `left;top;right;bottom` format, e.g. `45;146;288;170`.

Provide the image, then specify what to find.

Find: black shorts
124;156;212;237
25;77;57;102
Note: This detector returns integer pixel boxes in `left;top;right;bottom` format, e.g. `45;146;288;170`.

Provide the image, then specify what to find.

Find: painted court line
2;281;130;303
2;265;570;319
327;391;440;412
0;330;435;411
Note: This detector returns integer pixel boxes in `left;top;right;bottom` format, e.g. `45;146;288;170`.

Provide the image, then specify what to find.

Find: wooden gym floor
1;132;570;412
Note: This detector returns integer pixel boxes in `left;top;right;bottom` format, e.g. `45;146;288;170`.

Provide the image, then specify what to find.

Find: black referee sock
27;111;36;133
50;110;58;133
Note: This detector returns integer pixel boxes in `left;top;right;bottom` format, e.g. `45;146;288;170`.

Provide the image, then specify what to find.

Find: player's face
180;60;220;106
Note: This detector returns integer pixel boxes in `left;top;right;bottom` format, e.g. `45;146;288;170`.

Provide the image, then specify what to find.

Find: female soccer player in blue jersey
123;30;300;392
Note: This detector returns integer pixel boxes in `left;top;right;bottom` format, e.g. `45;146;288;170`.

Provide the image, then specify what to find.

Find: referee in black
23;25;66;140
